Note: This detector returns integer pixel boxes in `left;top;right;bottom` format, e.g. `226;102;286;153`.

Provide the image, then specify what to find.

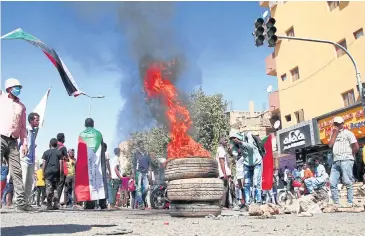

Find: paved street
1;208;365;236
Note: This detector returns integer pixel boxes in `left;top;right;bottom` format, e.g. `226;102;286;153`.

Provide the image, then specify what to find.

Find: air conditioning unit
269;1;278;8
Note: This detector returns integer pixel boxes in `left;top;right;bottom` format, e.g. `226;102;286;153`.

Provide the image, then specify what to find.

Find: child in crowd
42;138;63;210
120;173;131;208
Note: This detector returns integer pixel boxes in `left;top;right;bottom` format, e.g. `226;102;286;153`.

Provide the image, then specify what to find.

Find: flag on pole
261;134;274;190
33;88;51;129
1;28;84;97
75;127;107;201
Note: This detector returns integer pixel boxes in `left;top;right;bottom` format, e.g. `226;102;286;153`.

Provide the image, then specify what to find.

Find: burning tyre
169;202;221;217
165;158;219;181
167;178;224;201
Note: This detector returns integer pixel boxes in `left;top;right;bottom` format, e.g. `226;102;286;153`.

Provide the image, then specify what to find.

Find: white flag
33;88;51;128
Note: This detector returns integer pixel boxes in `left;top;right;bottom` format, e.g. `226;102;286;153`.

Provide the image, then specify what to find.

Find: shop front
276;120;321;169
315;102;365;145
314;102;365;179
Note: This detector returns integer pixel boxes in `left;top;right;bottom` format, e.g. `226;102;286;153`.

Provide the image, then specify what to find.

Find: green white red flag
75;127;107;201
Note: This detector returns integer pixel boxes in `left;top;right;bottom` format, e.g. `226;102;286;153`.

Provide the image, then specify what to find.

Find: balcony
269;90;280;113
266;52;277;76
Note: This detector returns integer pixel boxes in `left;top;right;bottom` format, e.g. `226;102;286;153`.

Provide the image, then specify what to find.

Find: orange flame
143;62;210;159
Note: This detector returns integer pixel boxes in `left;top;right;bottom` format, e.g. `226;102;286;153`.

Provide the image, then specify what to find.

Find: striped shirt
332;129;357;162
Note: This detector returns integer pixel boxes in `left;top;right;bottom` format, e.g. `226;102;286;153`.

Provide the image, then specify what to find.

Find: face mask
10;87;21;97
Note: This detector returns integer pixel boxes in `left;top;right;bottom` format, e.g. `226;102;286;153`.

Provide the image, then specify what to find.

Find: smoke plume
68;2;203;140
115;2;202;140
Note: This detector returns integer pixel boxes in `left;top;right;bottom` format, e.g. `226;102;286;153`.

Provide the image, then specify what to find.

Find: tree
123;87;230;174
188;87;230;154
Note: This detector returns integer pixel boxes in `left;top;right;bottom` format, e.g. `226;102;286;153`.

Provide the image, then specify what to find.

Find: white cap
5;78;22;90
229;131;243;141
333;116;344;124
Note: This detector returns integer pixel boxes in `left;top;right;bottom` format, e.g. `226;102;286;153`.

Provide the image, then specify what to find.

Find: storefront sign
317;105;365;144
278;124;313;153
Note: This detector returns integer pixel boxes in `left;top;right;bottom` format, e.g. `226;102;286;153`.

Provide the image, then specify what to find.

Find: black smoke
69;2;203;140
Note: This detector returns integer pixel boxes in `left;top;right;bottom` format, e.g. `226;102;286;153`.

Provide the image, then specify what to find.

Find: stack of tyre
165;158;224;217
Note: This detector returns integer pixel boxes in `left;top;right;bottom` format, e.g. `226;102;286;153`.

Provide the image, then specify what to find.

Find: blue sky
1;1;274;158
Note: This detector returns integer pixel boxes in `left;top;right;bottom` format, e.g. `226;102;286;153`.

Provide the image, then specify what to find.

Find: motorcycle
150;182;169;209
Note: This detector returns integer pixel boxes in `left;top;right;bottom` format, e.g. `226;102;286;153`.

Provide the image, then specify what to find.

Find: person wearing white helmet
0;78;33;211
328;116;359;207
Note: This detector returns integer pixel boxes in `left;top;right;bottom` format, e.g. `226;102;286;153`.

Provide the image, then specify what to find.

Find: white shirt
109;156;120;179
284;169;289;182
216;145;231;178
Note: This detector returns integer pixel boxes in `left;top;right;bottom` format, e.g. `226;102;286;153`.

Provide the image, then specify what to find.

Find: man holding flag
75;118;108;210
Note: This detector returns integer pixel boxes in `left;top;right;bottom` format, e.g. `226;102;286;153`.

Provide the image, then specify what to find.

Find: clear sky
1;1;275;158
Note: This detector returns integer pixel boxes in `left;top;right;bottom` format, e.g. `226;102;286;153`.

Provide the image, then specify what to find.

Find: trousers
0;135;26;207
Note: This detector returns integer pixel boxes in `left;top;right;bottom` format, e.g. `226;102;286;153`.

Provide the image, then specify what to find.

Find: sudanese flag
75;127;107;201
1;28;84;97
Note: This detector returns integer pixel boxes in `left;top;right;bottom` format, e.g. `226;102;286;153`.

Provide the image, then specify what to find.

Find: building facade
261;1;365;129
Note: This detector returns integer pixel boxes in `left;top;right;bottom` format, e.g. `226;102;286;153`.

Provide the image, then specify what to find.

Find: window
342;90;355;107
335;39;347;58
294;109;305;123
354;28;364;40
285;114;292;122
285;27;295;37
327;1;340;11
281;73;287;81
291;67;300;81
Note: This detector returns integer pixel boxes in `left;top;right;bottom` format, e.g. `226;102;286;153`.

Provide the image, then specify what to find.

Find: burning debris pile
140;57;210;159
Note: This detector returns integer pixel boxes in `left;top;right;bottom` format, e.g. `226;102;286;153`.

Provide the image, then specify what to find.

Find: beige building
261;1;365;129
227;101;277;151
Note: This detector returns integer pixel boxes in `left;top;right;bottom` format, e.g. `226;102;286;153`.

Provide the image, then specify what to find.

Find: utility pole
253;17;364;115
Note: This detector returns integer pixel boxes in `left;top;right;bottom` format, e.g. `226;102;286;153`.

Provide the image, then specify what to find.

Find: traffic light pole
277;35;363;107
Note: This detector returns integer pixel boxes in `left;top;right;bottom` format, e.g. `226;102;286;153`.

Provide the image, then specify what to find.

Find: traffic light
254;18;265;47
266;17;278;47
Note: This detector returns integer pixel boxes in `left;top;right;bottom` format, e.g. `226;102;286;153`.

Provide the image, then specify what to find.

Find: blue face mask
10;87;21;97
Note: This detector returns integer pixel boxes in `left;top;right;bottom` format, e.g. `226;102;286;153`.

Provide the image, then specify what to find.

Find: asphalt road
1;208;365;236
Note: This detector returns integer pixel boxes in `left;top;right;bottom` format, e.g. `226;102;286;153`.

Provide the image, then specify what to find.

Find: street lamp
85;94;105;117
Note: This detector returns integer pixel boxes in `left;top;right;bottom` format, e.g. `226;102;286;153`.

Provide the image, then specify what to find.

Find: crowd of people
216;116;365;210
0;78;157;212
1;77;365;214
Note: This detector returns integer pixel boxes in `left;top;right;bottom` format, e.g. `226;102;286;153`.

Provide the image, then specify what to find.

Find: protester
1;160;9;208
128;178;136;209
76;118;108;210
132;140;151;210
328;116;359;207
242;131;264;205
35;164;46;206
108;148;123;209
0;78;32;211
304;158;329;194
120;173;131;208
42;138;63;210
64;149;76;207
20;112;40;205
229;132;257;209
2;175;14;208
283;166;289;187
216;136;231;209
56;133;68;206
